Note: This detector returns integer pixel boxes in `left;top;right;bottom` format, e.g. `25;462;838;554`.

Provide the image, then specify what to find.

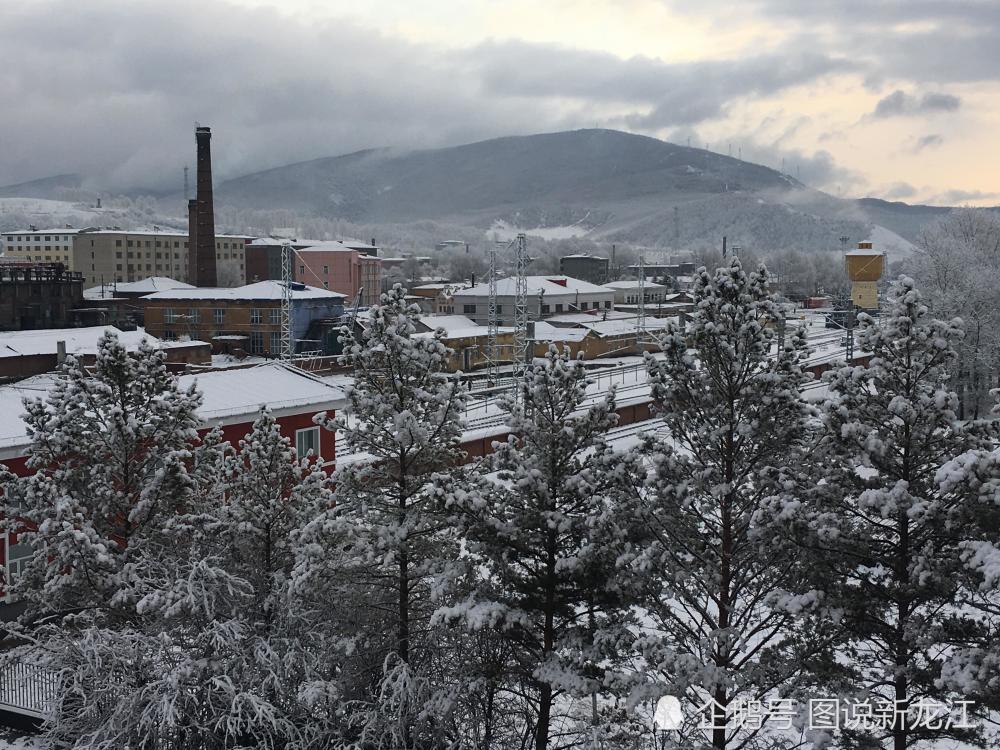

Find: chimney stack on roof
189;126;218;286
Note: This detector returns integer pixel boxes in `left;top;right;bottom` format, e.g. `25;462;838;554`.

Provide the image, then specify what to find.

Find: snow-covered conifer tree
33;408;334;749
935;420;1000;728
783;277;997;749
438;346;642;750
637;259;819;750
293;284;467;748
1;331;202;620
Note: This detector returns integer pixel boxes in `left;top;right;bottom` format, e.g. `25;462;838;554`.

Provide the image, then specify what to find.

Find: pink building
292;244;382;307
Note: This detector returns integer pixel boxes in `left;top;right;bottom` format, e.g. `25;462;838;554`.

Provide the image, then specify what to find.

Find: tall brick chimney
189;126;217;286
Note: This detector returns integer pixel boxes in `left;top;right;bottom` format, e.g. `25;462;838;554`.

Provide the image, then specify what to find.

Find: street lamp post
653;696;683;750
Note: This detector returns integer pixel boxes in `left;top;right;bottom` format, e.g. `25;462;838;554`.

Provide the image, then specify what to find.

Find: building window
250;308;262;325
299;265;305;275
580;302;588;310
249;331;264;353
463;304;476;314
555;304;564;312
116;264;122;271
115;240;122;247
269;308;281;325
189;308;201;324
604;301;612;309
270;331;283;353
164;308;176;323
127;240;133;247
541;304;551;314
322;265;329;275
496;305;503;314
295;427;320;458
213;308;224;325
163;330;177;341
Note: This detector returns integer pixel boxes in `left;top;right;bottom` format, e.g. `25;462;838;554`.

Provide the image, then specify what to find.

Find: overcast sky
3;0;999;205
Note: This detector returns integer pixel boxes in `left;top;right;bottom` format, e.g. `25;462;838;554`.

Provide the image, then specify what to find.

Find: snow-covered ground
0;732;42;750
488;218;594;241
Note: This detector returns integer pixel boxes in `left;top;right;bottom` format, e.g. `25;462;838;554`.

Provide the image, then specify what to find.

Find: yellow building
3;228;253;287
845;241;885;310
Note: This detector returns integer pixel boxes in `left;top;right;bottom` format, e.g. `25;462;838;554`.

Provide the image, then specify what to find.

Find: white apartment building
451;276;615;326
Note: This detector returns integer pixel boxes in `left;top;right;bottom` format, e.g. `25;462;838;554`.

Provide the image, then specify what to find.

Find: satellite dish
654;696;683;731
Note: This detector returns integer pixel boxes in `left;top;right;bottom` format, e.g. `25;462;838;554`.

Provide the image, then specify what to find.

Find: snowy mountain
210;129;961;252
1;129;984;253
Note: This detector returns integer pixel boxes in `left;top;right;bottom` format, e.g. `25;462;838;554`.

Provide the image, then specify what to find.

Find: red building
0;362;345;602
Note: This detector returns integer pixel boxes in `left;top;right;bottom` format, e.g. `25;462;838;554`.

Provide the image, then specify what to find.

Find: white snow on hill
0;197;105;225
870;223;916;258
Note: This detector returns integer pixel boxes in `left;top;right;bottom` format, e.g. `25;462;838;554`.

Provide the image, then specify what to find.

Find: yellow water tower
845;240;885;310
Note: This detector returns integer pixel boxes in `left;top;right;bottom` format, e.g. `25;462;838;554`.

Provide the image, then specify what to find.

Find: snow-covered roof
532;322;591;342
420;315;478;334
0;363;345;456
84;276;193;299
293;240;378;253
0;326;202;360
604;280;667;291
248;237;376;251
546;311;634;324
4;228;81;235
845;249;885;256
561;254;607;260
455;276;613;298
577;317;673;337
181;363;345;422
142;280;346;301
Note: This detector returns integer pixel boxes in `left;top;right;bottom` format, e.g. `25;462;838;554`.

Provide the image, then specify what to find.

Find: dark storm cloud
667;0;1000;84
0;0;854;190
912;134;944;153
926;188;1000;205
468;41;852;128
872;91;961;118
878;182;919;200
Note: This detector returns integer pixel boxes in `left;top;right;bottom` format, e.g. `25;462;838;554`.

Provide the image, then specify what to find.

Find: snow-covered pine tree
636;258;820;750
437;345;643;750
935;410;1000;729
293;284;467;748
783;277;997;750
35;408;335;749
1;331;202;621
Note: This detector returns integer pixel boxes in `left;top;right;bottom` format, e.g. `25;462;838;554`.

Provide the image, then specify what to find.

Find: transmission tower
280;241;294;361
636;254;646;352
486;242;500;386
513;232;529;379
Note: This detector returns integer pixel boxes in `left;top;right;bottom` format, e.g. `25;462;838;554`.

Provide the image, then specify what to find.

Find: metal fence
0;660;58;718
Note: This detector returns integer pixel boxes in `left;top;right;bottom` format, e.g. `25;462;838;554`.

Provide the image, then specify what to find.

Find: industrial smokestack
56;340;66;365
190;126;218;286
187;199;199;282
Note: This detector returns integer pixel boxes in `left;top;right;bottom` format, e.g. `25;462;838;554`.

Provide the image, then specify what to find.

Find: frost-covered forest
1;258;999;750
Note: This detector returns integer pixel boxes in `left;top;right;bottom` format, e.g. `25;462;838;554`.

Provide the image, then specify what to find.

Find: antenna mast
280;241;294;361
